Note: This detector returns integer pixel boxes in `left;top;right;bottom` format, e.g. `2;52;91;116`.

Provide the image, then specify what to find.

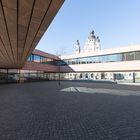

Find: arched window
85;73;88;78
80;73;82;78
91;73;94;78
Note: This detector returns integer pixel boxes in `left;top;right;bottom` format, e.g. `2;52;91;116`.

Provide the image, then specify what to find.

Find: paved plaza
0;81;140;140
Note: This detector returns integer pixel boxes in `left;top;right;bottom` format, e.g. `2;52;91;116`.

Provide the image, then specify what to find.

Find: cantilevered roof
33;49;59;60
0;0;64;68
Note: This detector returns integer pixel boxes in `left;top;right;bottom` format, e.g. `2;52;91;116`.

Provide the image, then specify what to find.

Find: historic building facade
1;30;140;83
75;30;101;54
60;31;140;83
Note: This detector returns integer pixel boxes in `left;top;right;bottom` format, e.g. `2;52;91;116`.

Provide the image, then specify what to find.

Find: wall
23;61;59;72
61;60;140;72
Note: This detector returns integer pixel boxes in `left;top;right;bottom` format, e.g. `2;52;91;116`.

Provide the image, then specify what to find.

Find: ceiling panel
0;0;64;68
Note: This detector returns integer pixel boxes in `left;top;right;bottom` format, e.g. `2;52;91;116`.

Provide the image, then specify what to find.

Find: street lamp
58;55;61;86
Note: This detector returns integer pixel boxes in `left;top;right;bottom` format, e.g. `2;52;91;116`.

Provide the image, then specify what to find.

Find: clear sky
36;0;140;55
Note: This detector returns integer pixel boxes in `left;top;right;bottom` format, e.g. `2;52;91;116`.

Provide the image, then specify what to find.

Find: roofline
61;45;140;59
33;49;59;60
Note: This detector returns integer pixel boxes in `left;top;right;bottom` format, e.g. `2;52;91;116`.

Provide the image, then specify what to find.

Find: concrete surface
0;81;140;140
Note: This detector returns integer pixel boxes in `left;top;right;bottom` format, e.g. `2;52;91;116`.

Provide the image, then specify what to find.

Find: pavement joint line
74;87;80;92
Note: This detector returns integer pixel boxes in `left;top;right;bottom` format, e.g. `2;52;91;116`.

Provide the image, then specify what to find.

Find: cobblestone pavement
0;81;140;140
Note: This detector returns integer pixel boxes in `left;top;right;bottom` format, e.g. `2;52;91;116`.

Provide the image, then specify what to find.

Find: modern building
1;28;140;83
0;49;60;83
60;45;140;82
60;31;140;83
0;2;140;85
0;0;65;83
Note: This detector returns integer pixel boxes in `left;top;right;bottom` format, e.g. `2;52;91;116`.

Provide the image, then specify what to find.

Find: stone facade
83;30;101;52
75;40;81;54
75;30;101;54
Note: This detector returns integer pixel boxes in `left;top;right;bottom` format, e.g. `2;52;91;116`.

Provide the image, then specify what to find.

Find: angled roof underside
0;0;64;68
33;49;59;60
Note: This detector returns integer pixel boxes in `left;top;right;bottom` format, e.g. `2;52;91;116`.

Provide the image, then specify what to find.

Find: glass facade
0;69;19;83
61;51;140;65
0;69;56;84
1;50;140;84
28;54;58;65
0;53;60;84
58;72;140;83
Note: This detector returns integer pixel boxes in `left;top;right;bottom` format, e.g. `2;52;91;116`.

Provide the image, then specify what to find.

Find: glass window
91;73;94;78
135;52;140;60
28;56;32;61
34;51;140;66
87;57;92;63
123;52;135;61
81;58;87;64
108;54;122;62
80;73;82;78
34;55;41;62
28;54;34;61
75;58;79;64
85;73;88;78
94;56;100;63
100;55;107;62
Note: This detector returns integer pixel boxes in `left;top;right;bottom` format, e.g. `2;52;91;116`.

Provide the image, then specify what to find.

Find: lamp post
57;48;66;86
58;60;61;86
58;55;61;86
133;72;135;83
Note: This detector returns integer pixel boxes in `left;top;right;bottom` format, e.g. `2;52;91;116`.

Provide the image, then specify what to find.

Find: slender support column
113;73;116;82
18;69;21;83
6;69;8;83
74;73;77;80
58;64;61;86
133;72;135;83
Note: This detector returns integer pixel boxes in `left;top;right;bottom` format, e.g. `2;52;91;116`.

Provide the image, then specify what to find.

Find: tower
84;30;96;52
94;36;101;51
75;40;81;54
83;30;101;52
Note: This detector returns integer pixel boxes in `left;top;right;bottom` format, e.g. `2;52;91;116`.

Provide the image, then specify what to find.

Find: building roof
0;0;64;68
33;49;59;60
61;45;140;59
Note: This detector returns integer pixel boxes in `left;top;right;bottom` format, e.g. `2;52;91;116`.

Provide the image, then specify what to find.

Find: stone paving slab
0;81;140;140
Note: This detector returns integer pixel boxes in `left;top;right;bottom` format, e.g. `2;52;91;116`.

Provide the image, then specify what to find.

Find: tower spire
75;40;81;54
84;30;101;52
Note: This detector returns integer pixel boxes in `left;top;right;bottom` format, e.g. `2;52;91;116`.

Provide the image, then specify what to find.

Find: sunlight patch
60;87;140;96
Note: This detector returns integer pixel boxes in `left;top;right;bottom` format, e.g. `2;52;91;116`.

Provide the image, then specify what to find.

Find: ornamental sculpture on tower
83;30;101;52
75;40;81;54
74;30;101;54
